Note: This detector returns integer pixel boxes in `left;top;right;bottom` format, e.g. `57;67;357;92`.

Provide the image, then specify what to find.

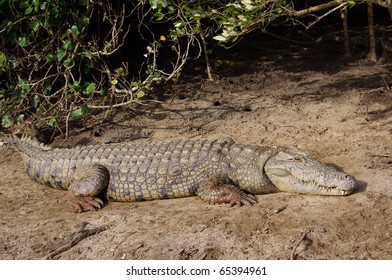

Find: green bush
0;0;138;131
1;0;370;132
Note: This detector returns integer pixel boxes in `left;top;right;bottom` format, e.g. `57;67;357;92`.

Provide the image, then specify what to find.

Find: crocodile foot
228;192;257;207
198;177;258;206
68;197;104;213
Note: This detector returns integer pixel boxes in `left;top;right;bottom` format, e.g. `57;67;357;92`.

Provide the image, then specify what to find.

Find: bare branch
368;0;392;8
288;0;344;17
306;3;347;30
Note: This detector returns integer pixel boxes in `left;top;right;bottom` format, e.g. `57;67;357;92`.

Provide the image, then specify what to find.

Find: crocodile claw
229;193;257;207
68;197;104;213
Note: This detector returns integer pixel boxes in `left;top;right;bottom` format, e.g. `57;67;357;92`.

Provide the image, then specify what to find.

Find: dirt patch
1;37;391;259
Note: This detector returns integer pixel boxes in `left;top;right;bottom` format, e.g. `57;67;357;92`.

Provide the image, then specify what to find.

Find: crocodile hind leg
68;164;109;213
197;177;257;206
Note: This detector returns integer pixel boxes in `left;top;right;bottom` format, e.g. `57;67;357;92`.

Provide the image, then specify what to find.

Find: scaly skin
8;135;356;212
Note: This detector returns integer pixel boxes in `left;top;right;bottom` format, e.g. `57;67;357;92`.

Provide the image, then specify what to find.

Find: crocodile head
264;147;356;195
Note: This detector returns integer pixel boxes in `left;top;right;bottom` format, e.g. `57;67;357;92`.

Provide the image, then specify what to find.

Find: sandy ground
1;37;391;260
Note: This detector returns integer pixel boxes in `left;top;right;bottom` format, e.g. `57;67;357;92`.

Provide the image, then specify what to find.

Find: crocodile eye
287;157;303;162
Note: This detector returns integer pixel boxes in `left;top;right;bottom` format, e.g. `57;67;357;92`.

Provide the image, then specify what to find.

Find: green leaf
71;81;81;92
78;16;89;29
231;35;239;43
2;114;14;128
213;35;227;42
153;11;164;21
32;97;40;108
0;52;6;72
62;40;73;51
117;67;124;76
32;0;41;8
18;79;30;93
36;107;45;113
63;58;75;68
31;20;40;32
85;83;96;94
174;21;184;28
2;20;13;31
56;49;66;62
99;87;108;96
20;1;29;9
137;90;145;99
25;6;33;15
16;114;25;122
48;117;58;127
149;0;167;9
69;25;79;35
46;27;53;35
17;37;30;47
40;2;47;10
82;103;91;114
71;108;82;118
45;53;55;64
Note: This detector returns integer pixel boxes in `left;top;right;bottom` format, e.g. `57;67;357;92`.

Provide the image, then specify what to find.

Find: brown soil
1;36;391;260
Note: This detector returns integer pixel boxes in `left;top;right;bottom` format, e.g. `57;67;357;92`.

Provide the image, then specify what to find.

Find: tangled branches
0;0;202;135
1;0;390;133
0;1;133;132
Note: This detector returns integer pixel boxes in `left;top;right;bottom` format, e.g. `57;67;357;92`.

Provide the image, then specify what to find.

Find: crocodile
8;135;356;212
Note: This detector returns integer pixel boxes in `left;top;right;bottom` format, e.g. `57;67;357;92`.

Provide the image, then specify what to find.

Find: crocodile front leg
68;164;109;212
198;176;257;206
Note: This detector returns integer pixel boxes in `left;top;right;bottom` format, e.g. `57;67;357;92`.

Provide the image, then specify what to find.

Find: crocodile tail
8;134;52;158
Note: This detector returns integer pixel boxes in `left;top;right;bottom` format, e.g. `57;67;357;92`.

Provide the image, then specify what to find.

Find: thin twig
291;231;308;260
306;3;347;30
198;20;213;81
289;0;344;17
42;224;110;260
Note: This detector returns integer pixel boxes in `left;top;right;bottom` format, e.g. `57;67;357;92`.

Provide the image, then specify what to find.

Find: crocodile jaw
264;147;356;196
